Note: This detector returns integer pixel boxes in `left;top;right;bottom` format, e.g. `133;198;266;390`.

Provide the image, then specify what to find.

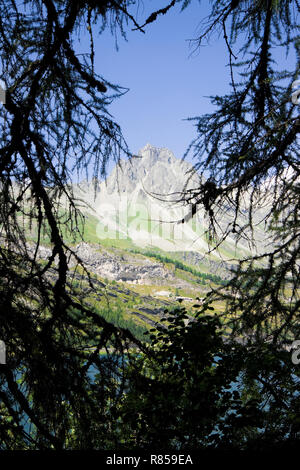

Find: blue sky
77;0;297;168
79;0;231;162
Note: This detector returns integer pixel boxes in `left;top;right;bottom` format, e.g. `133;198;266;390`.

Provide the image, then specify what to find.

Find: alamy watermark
291;340;300;365
0;79;6;105
95;196;204;247
0;340;6;364
291;79;300;105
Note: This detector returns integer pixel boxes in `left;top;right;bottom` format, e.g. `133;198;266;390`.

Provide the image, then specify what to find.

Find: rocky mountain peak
138;143;177;165
70;144;268;255
103;144;199;195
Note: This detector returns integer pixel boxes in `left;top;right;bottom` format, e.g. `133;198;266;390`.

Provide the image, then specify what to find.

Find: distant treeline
130;249;227;286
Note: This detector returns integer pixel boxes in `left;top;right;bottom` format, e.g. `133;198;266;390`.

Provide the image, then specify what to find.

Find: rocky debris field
26;241;202;290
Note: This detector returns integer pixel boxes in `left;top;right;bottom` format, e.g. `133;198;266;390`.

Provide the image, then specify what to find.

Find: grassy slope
15;209;230;335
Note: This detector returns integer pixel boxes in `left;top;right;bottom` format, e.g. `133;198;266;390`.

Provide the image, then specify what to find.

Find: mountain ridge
71;144;268;259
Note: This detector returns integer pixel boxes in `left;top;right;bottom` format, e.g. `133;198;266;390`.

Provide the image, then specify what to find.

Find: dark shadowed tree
0;0;154;449
170;0;300;346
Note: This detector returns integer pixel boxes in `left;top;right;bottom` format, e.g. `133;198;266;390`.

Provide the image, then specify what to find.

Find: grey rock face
104;143;200;197
26;241;174;285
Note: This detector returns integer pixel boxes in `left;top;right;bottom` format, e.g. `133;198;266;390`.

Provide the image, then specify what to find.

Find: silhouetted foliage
0;0;150;449
172;0;300;345
115;304;300;450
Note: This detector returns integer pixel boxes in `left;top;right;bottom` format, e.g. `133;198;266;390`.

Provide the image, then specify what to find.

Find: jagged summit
139;142;157;153
70;144;268;254
137;143;177;163
103;144;199;195
75;144;196;195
